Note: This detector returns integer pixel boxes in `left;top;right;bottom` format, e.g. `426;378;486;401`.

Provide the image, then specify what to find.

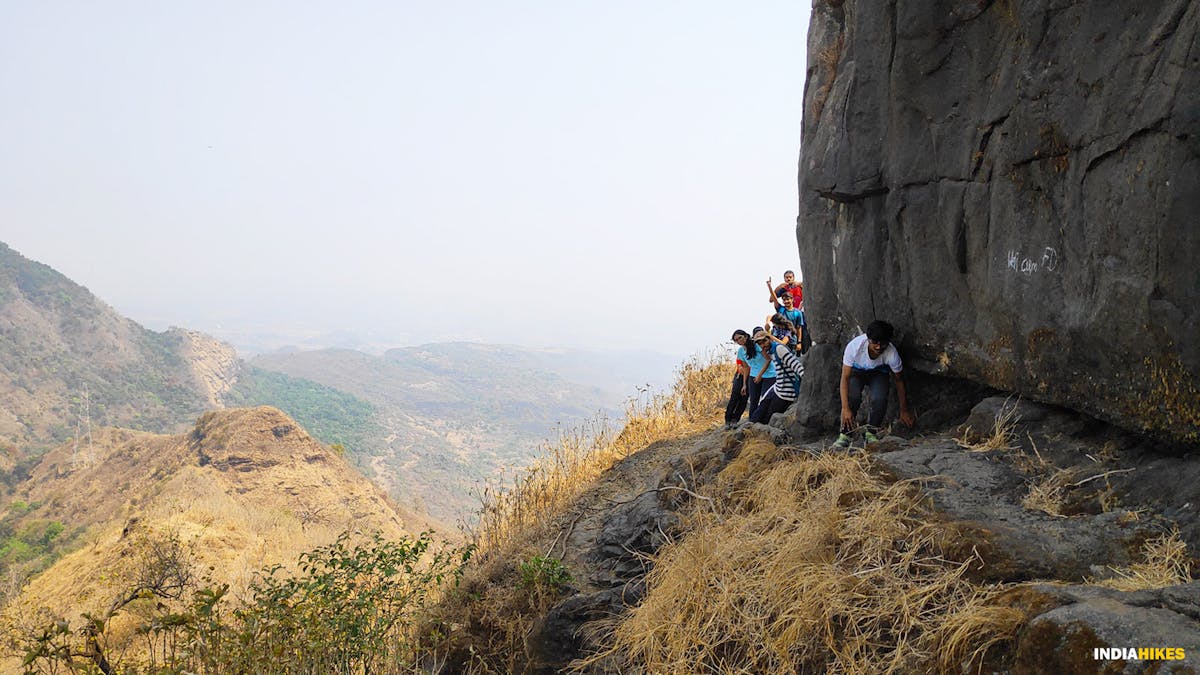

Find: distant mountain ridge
0;240;677;526
0;242;240;472
247;343;657;523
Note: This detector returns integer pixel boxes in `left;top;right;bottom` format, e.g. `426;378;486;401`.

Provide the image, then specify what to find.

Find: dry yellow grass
1095;530;1192;591
1021;467;1077;517
430;353;730;672
585;439;1017;674
957;398;1020;452
471;352;729;556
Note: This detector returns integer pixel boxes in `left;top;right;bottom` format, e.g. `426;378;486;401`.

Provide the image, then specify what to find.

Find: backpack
798;311;812;354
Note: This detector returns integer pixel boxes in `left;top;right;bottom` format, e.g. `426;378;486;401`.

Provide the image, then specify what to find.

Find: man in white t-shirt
833;320;914;447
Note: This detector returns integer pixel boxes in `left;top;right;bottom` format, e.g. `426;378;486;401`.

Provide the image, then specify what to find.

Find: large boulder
1010;582;1200;674
796;0;1200;445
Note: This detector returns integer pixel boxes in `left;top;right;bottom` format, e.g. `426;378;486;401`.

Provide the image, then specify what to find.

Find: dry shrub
589;445;1016;674
471;351;729;556
1096;531;1192;591
957;399;1020;452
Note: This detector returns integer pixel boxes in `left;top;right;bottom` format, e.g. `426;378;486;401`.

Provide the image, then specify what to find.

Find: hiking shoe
833;433;852;449
864;430;880;444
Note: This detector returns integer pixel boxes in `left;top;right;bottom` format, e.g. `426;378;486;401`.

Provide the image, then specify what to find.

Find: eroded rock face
170;327;240;409
797;0;1200;445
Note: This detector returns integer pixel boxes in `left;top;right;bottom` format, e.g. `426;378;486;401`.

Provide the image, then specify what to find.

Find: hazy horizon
2;2;810;361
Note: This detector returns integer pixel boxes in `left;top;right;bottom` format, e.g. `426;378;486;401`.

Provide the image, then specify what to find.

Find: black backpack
799;312;812;354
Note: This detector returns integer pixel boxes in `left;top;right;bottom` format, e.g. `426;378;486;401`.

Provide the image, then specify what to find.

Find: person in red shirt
769;270;803;309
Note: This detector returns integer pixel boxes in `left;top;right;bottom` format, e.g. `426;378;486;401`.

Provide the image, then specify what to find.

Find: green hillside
226;366;386;462
0;243;221;473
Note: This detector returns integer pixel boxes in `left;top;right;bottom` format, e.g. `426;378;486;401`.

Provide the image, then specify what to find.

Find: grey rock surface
875;439;1153;582
1014;582;1200;674
797;0;1200;445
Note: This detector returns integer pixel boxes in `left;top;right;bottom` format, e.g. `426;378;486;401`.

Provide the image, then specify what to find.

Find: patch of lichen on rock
1024;328;1061;395
1013;617;1112;675
1124;354;1200;445
953;336;1017;391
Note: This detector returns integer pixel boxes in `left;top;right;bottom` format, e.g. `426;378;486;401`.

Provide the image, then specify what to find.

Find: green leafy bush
19;530;473;674
518;555;572;591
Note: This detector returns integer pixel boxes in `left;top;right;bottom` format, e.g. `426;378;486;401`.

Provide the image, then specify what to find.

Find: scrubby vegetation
0;244;215;457
10;529;472;674
0;502;77;603
422;355;1198;673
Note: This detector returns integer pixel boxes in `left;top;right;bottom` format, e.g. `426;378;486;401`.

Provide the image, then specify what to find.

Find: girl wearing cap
744;329;777;420
750;328;806;425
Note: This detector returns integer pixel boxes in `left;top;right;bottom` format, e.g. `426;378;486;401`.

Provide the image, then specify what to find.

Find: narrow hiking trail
545;430;717;596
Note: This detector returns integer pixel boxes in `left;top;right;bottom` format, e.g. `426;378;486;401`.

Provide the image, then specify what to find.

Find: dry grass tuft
935;602;1027;673
586;445;1015;674
1021;467;1078;517
1095;531;1192;591
471;352;729;557
957;398;1020;452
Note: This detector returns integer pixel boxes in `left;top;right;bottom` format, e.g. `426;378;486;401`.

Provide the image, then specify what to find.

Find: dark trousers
750;388;792;424
847;368;890;429
725;374;748;424
746;376;776;421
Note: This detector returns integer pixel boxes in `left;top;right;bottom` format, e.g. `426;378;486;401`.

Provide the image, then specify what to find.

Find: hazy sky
2;2;810;359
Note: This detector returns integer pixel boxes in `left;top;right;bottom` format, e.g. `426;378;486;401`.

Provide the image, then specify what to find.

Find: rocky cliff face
796;0;1199;444
170;327;240;408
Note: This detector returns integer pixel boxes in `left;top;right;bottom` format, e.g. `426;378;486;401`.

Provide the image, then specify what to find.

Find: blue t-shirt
774;305;805;328
742;345;776;379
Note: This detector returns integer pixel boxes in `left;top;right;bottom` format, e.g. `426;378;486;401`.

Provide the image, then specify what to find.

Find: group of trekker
724;270;914;447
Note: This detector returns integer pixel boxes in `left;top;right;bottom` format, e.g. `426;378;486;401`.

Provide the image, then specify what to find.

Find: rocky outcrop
796;0;1200;445
876;440;1156;583
515;397;1199;672
170;327;240;408
1010;583;1200;673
